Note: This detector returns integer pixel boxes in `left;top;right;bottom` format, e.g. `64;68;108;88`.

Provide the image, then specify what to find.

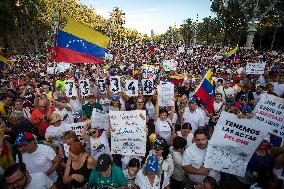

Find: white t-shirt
273;82;284;97
170;148;185;181
177;131;193;147
223;87;235;98
45;124;66;146
135;169;170;189
155;118;172;142
181;143;220;184
145;102;155;119
90;132;110;160
183;107;205;133
26;172;54;189
17;144;58;182
213;101;223;113
68;99;82;113
54;108;74;123
99;98;110;112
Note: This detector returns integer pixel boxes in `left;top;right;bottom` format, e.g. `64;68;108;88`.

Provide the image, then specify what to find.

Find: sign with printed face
110;110;147;156
254;93;284;137
79;79;90;97
110;76;121;94
142;79;154;95
204;112;268;177
125;80;138;97
97;79;106;94
64;80;78;97
157;82;174;106
246;63;266;74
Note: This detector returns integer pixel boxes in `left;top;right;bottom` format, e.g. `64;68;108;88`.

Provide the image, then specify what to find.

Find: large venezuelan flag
195;70;214;113
0;55;7;67
53;15;109;63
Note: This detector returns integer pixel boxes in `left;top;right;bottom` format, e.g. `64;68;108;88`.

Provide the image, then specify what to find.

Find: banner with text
246;63;266;74
110;110;147;156
65;122;85;143
254;93;284;137
204;112;267;177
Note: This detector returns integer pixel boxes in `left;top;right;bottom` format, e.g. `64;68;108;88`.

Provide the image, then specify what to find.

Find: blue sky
80;0;215;35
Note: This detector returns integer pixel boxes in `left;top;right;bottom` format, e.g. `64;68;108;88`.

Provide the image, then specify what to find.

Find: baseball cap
188;97;196;104
112;95;119;101
14;132;34;146
145;155;159;174
96;154;112;172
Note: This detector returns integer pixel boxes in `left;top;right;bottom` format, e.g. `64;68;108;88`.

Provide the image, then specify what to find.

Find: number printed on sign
110;76;121;94
65;80;77;97
126;80;138;96
142;79;154;95
97;79;106;94
79;79;90;97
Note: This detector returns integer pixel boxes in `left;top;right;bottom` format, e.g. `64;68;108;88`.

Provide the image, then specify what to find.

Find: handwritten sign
246;63;266;74
157;82;174;106
254;93;284;137
91;109;110;130
125;80;138;97
142;79;154;95
110;110;147;156
64;122;85;143
64;80;78;97
163;60;177;71
110;76;121;94
204;112;267;177
79;79;90;97
97;79;106;94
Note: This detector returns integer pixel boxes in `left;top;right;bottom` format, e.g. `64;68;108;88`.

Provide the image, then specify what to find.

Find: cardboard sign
79;79;90;97
142;79;154;95
125;80;138;97
110;110;147;156
254;93;284;137
246;63;266;74
97;79;106;94
64;80;78;97
204;112;267;177
157;82;174;106
91;109;110;130
110;76;121;94
64;122;86;143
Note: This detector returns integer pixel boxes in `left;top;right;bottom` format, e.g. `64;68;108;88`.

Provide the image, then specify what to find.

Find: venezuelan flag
168;74;185;85
195;70;214;113
227;45;239;63
0;55;7;67
53;15;109;63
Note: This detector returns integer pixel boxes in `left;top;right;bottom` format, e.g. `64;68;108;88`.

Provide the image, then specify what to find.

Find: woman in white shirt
45;113;66;146
173;122;194;147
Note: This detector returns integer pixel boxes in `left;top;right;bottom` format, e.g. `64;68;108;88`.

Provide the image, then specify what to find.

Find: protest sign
65;122;85;143
110;76;121;94
142;79;154;95
254;93;284;137
142;64;159;79
162;60;177;71
47;67;55;74
91;109;110;130
157;82;174;106
79;79;90;97
246;63;266;74
204;112;267;177
64;80;78;97
125;80;138;96
110;110;147;156
97;79;106;94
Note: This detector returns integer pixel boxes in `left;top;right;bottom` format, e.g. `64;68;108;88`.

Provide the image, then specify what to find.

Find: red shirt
30;107;54;137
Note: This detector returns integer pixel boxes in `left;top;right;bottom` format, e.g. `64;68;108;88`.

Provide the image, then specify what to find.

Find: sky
79;0;215;35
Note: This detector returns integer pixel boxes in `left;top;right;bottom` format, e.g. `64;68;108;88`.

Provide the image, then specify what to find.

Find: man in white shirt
181;130;220;184
183;97;205;133
14;132;61;184
4;163;56;189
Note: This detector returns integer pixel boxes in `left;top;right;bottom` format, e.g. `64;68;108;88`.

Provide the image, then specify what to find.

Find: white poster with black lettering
126;80;138;97
79;79;90;97
142;79;154;95
157;82;174;106
65;122;86;144
64;80;78;97
254;93;284;137
204;112;267;177
110;76;121;94
91;109;110;130
97;78;106;94
246;62;266;74
110;110;147;156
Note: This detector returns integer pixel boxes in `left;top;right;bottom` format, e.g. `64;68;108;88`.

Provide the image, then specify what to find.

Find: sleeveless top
70;155;92;188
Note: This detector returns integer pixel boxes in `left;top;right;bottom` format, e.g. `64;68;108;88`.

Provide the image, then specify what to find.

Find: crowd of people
0;42;283;189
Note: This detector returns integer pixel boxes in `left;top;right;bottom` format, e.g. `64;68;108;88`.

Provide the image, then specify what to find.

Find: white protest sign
64;80;78;97
91;109;110;130
47;67;55;74
110;110;147;156
142;79;154;95
110;76;121;94
254;93;284;137
64;122;85;143
163;60;177;71
204;112;267;177
126;80;138;97
157;82;174;106
97;79;106;94
246;63;266;74
79;79;90;97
